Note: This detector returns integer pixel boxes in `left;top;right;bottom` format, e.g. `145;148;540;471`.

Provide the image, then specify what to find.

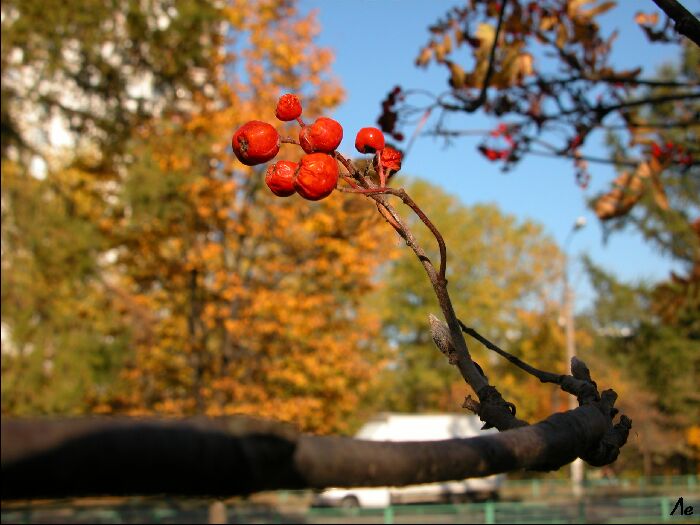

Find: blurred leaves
1;0;386;434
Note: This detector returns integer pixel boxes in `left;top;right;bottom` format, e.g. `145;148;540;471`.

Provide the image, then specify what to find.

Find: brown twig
458;320;600;404
459;321;560;384
333;154;489;395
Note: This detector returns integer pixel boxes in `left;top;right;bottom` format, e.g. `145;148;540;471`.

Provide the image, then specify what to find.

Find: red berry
275;94;303;121
569;135;582;150
265;160;298;197
294;153;339;201
355;127;386;154
299;117;343;154
375;147;402;173
231;121;280;166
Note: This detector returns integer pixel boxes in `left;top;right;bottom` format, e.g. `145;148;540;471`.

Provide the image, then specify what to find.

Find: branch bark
651;0;700;48
1;409;630;500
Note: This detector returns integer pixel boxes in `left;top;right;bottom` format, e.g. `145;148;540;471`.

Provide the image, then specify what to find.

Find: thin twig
458;320;598;403
458;320;559;384
465;0;509;112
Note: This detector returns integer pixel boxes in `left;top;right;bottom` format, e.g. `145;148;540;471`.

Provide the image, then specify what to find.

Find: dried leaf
416;46;432;67
475;23;496;48
447;60;467;89
635;11;659;26
517;52;534;78
443;33;453;55
581;1;617;19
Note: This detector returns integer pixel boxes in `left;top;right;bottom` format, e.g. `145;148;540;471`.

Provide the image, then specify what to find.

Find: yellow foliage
106;0;395;434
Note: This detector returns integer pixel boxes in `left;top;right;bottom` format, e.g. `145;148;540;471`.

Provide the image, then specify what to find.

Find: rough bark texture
2;407;630;500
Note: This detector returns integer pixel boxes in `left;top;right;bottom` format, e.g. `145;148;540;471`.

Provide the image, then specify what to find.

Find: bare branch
651;0;700;48
458;321;609;410
464;0;510;112
1;410;631;500
459;320;560;384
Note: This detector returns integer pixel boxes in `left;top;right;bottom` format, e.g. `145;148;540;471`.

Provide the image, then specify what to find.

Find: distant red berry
265;160;298;197
375;147;402;173
275;94;303;121
651;142;662;159
231;121;280;166
299;117;343;154
294;153;339;201
569;135;583;150
479;145;508;161
491;123;508;137
355;127;386;154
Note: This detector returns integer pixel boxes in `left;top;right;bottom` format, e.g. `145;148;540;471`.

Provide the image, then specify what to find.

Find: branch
651;0;700;48
459;320;560;385
458;321;599;404
1;410;631;500
429;315;527;431
333;151;491;399
463;0;509;112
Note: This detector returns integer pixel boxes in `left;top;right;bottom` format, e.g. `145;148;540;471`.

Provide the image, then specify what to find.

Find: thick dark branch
1;409;630;500
651;0;700;48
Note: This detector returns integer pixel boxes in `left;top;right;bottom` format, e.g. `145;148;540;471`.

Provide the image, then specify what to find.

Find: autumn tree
2;0;638;499
1;0;395;434
0;0;219;413
375;0;699;470
378;1;698;268
583;258;700;474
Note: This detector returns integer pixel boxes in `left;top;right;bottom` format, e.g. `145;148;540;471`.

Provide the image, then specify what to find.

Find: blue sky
298;0;691;308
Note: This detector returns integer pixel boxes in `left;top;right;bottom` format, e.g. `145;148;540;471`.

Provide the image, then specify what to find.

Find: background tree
1;0;221;163
584;259;699;474
1;0;225;414
1;0;396;434
371;178;566;420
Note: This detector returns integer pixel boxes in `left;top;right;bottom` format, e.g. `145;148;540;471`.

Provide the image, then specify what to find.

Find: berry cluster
231;94;403;201
650;141;694;167
478;123;516;162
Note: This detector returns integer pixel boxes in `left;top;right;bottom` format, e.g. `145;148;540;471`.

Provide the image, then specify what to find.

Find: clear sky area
298;0;694;308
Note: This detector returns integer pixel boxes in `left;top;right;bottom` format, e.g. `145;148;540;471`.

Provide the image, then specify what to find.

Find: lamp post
563;216;586;498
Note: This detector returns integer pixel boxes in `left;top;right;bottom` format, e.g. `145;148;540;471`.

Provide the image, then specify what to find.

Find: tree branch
463;0;510;112
1;409;631;500
651;0;700;48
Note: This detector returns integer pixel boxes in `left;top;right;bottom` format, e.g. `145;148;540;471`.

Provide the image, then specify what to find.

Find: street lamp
564;216;586;498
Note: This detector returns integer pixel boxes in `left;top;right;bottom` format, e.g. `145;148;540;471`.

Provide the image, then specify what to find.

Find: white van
313;413;504;508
